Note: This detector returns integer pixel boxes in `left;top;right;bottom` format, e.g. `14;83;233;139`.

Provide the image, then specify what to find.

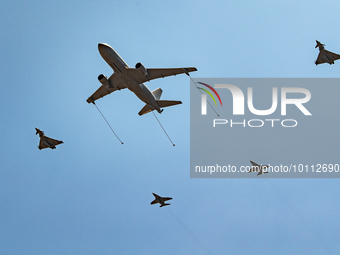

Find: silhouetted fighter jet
150;193;172;207
315;40;340;65
35;128;63;150
248;160;269;175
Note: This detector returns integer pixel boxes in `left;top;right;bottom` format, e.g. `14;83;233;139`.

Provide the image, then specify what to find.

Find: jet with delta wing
87;43;197;115
35;128;63;150
150;193;172;207
315;40;340;65
248;160;269;176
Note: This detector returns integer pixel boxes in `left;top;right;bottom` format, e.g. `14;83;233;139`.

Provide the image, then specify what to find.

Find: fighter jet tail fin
315;40;325;49
35;128;44;136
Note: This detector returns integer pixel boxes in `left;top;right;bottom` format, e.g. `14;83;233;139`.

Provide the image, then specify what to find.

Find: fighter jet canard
35;128;63;150
150;193;172;207
86;43;197;116
248;160;269;176
315;40;340;65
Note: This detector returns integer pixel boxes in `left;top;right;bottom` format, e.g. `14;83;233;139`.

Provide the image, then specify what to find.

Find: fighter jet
315;40;340;65
87;43;197;115
150;193;172;207
248;160;269;175
35;128;63;150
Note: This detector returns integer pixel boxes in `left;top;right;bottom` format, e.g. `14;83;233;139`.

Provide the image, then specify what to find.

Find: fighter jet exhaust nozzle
135;62;148;76
98;74;111;88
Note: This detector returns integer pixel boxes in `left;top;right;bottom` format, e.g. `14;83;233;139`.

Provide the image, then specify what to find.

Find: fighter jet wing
38;137;63;150
152;193;161;199
250;160;259;167
249;160;269;171
48;137;63;145
127;67;197;84
86;73;126;103
162;197;172;201
315;50;340;65
38;139;48;150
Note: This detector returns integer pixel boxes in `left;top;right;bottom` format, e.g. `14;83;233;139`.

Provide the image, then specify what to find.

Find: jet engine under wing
126;67;197;84
87;73;126;104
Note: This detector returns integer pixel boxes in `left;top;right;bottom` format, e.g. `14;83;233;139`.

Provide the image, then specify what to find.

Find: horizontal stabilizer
138;100;182;116
138;104;154;116
160;203;170;207
156;100;182;108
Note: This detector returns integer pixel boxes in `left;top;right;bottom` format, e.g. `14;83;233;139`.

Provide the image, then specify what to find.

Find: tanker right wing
86;73;126;104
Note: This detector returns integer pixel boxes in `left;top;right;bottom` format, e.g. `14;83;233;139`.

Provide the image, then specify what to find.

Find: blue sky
1;0;340;254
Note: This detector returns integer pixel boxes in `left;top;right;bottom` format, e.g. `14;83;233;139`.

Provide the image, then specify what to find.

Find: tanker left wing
126;66;197;84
